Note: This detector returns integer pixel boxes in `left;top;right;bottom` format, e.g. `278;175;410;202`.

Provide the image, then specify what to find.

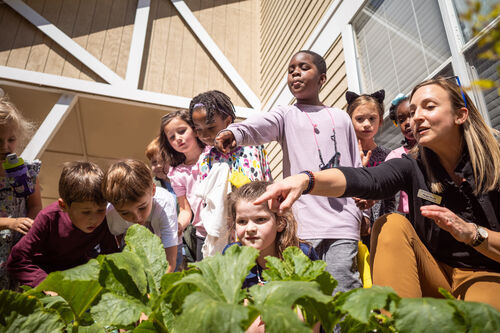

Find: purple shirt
7;202;118;287
227;104;362;240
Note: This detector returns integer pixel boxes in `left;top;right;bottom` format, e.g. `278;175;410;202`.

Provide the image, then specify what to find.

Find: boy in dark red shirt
7;161;118;287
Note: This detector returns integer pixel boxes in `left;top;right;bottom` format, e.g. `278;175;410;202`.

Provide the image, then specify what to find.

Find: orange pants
370;213;500;311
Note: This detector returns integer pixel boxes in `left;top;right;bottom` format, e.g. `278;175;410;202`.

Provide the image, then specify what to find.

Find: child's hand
358;139;372;167
214;130;236;153
354;197;376;210
10;217;33;234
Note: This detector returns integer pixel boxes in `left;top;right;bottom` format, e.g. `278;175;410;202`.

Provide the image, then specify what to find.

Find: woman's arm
420;205;500;263
177;195;192;236
255;159;410;214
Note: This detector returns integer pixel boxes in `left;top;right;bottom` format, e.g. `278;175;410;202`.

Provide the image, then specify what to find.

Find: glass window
352;0;452;108
452;0;498;42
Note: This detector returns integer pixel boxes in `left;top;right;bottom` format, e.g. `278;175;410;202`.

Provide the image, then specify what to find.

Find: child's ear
58;198;68;212
319;73;327;86
151;183;156;196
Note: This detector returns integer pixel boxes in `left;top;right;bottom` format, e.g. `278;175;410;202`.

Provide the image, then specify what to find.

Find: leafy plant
1;224;499;332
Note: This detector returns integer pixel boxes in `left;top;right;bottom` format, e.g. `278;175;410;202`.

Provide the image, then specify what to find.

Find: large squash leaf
173;291;256;333
393;297;466;333
98;251;147;300
123;224;168;295
176;245;258;304
33;259;102;321
250;281;332;333
337;286;400;323
448;300;500;333
0;290;64;332
91;292;149;328
263;246;336;294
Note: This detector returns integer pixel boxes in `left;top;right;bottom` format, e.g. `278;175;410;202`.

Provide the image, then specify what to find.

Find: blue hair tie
391;93;407;106
193;103;205;109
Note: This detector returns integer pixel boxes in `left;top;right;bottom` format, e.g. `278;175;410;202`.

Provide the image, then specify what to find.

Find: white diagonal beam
171;0;261;110
126;0;150;88
0;66;256;118
4;0;126;87
21;94;77;161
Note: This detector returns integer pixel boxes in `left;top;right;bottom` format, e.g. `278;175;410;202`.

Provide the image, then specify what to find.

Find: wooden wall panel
259;0;331;106
141;0;259;107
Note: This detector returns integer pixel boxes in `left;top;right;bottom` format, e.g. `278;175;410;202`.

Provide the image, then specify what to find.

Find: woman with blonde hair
254;77;500;310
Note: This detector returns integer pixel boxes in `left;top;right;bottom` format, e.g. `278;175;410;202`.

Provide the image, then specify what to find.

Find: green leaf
337;286;400;324
0;290;41;325
38;295;74;324
98;251;148;299
393;298;466;333
448;300;500;333
250;281;333;332
133;320;164;333
0;291;65;332
148;296;175;332
160;270;199;315
91;292;149;328
176;246;258;304
123;225;168;295
438;287;455;300
34;259;103;321
72;322;107;332
173;292;254;333
263;246;337;294
0;308;65;333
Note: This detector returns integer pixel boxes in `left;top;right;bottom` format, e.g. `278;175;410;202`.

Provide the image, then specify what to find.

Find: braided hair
189;90;236;124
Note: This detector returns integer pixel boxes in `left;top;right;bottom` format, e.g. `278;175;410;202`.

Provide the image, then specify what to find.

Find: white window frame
343;0;495;125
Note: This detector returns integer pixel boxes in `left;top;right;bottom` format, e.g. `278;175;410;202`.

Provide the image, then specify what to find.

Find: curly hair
0;94;35;149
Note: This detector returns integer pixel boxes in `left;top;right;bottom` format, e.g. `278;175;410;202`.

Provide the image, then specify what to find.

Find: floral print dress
197;145;272;182
0;161;41;290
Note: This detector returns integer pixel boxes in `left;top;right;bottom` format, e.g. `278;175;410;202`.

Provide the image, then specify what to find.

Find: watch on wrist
471;223;488;247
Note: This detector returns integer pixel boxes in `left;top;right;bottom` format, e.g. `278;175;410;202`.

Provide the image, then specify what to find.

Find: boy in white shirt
103;159;178;272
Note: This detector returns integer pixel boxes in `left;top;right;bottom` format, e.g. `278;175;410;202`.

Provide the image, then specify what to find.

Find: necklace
303;108;341;170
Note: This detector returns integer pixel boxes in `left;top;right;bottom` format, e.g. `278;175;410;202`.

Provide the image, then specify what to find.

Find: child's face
0;124;18;161
395;100;415;141
192;108;232;146
163;118;198;154
235;200;284;257
150;153;169;180
287;52;326;104
351;102;381;142
114;186;155;225
59;200;107;234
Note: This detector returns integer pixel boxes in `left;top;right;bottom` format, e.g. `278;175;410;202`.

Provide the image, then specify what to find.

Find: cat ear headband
345;89;385;105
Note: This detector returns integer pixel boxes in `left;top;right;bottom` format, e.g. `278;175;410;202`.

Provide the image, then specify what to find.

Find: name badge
417;189;442;205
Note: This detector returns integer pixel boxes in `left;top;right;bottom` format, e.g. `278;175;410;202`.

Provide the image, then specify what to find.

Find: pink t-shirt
168;162;206;237
385;146;409;214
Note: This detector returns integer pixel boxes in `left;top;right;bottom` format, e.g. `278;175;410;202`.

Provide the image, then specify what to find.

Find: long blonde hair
410;78;500;194
227;181;300;259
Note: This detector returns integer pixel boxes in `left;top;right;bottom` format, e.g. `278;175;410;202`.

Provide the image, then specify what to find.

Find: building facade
0;0;498;206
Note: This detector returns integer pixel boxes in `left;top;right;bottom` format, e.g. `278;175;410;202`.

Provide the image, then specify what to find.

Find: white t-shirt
106;187;178;248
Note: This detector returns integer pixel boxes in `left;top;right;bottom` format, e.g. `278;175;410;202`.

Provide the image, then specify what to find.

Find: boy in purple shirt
216;50;363;293
7;161;118;287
